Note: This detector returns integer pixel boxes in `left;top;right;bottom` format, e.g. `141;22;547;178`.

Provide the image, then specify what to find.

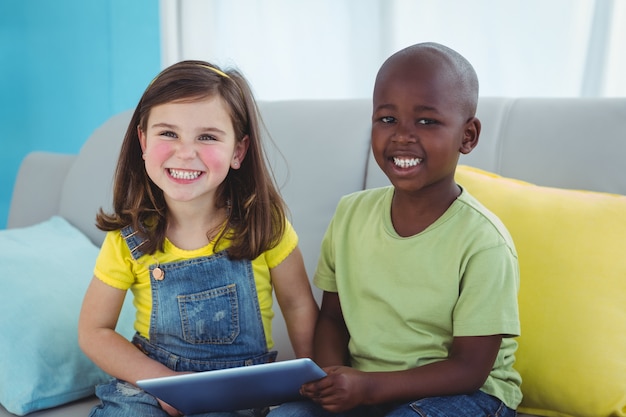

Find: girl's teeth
393;157;422;168
169;169;201;180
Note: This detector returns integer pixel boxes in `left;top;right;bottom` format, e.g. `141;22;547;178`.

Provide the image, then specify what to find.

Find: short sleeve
453;243;521;337
93;230;137;290
264;219;299;269
313;212;338;293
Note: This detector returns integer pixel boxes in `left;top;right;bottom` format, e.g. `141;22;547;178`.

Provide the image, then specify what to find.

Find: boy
268;42;522;417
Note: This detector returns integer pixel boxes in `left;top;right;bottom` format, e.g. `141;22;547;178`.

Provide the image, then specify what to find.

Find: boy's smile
393;156;422;169
384;152;426;182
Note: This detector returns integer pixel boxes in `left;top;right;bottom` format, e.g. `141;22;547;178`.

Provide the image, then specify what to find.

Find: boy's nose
393;123;417;143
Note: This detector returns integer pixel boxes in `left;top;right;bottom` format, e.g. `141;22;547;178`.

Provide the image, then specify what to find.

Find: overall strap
120;225;148;260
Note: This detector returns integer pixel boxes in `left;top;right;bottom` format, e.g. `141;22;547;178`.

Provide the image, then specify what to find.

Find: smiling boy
268;42;522;417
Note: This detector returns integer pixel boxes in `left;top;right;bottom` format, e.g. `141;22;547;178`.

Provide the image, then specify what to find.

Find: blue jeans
267;390;516;417
89;379;268;417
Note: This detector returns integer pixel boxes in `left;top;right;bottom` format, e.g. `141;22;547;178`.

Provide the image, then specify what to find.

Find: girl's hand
158;398;183;416
300;366;369;413
154;370;195;416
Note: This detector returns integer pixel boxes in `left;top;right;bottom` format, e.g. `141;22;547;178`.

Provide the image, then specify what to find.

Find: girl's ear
138;125;148;159
232;135;250;169
460;117;480;155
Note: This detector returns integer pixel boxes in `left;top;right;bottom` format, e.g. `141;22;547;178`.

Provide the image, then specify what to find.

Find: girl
78;61;319;417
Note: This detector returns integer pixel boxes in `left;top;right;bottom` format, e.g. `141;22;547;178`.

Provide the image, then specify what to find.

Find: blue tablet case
136;358;326;414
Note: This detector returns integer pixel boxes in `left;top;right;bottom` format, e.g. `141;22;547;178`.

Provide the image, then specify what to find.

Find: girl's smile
167;168;203;181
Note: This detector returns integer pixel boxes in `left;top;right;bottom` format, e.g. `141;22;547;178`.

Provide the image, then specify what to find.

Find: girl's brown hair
96;60;286;260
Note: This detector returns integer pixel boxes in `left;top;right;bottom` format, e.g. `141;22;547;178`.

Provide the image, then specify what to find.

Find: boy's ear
459;117;480;155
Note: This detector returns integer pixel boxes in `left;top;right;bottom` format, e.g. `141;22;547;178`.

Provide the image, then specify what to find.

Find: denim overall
90;226;276;417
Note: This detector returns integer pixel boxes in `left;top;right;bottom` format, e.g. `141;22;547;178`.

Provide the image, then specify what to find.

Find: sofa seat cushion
455;165;626;417
0;217;134;416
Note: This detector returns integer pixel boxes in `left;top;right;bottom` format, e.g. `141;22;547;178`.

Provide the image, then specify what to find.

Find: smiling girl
78;61;318;417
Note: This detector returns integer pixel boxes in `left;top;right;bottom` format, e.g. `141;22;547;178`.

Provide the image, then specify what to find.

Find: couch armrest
7;151;75;229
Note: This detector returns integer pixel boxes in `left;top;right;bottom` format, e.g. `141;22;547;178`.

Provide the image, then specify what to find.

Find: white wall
160;0;625;100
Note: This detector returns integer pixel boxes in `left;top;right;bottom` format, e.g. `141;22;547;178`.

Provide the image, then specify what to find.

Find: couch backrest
258;99;372;275
10;97;626;361
48;100;374;279
11;97;626;257
58;110;132;246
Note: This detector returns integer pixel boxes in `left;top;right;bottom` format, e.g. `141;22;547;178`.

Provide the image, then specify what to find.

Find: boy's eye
380;116;396;124
418;118;436;125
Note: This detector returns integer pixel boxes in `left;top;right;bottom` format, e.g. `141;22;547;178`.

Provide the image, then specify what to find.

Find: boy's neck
390;183;461;237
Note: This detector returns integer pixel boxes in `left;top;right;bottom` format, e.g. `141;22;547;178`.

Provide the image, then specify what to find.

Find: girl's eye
198;134;217;142
418;118;436;125
380;116;396;124
160;130;177;138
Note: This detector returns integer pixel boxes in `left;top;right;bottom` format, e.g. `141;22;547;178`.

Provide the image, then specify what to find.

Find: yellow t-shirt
94;220;298;350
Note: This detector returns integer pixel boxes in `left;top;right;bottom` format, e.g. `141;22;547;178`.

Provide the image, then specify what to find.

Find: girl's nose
175;141;197;159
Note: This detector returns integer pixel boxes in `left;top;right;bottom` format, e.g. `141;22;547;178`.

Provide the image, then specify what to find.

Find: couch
2;97;625;417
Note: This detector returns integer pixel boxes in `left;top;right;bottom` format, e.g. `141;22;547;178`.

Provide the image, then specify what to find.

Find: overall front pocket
177;284;240;344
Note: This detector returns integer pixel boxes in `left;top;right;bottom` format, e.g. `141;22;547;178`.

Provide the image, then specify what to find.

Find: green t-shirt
314;186;523;409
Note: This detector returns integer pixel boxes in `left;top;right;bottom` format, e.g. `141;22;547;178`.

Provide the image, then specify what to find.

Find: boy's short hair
377;42;479;117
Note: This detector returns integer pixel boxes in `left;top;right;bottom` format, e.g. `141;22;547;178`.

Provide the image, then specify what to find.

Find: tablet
136;358;326;414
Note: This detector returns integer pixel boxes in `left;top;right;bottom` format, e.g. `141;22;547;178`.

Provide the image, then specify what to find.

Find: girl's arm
78;277;179;384
271;246;319;358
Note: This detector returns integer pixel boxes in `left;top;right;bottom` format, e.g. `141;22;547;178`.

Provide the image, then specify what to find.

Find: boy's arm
302;334;502;413
363;335;502;404
313;291;350;367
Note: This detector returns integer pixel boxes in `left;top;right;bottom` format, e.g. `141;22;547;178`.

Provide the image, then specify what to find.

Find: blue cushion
0;217;134;415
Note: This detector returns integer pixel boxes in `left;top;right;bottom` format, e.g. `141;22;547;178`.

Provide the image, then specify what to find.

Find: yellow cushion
455;165;626;417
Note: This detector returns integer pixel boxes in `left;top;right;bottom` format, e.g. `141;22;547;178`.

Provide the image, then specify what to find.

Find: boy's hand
300;366;368;413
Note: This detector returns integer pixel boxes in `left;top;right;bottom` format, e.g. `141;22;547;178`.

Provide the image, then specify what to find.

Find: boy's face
371;56;477;196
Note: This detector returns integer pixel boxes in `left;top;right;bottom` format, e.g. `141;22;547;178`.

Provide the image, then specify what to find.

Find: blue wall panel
0;0;161;228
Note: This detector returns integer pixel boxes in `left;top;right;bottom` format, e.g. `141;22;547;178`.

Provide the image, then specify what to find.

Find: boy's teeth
393;157;422;168
169;169;201;180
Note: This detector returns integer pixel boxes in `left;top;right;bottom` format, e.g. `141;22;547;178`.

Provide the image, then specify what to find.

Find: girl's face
138;96;248;209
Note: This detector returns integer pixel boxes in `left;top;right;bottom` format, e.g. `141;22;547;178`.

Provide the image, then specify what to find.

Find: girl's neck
165;201;228;251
